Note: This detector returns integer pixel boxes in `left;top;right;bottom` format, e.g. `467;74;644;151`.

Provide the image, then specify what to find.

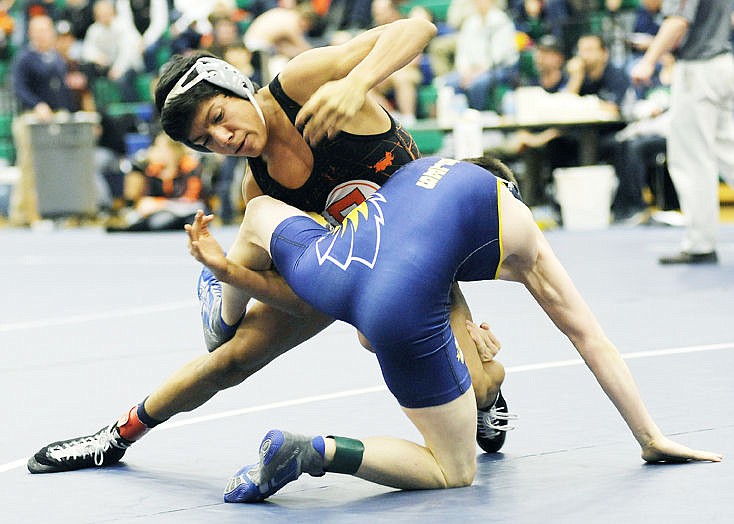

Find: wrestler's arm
186;210;312;317
496;189;721;462
514;228;722;463
280;18;436;143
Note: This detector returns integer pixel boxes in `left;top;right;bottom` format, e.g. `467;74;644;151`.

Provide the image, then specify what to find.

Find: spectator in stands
610;53;674;224
247;0;284;19
58;18;128;213
109;131;205;231
544;0;597;56
55;19;94;112
82;0;142;102
626;0;663;69
437;0;519;111
0;0;14;59
205;14;243;60
565;33;628;115
58;0;95;41
490;34;573;204
116;0;169;73
169;0;236;55
511;0;553;42
22;0;60;28
422;0;475;77
244;1;317;81
319;0;373;38
9;14;76;226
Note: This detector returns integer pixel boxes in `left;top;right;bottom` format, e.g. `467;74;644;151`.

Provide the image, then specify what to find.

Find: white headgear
164;56;266;127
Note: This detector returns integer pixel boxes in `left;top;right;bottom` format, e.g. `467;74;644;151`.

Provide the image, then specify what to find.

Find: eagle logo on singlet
315;192;386;270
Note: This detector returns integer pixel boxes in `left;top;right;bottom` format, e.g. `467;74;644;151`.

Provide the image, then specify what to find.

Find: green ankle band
327;436;364;475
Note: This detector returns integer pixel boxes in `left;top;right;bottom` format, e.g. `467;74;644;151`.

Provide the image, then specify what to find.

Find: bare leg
322;388;478;489
144;302;333;420
218;219;254;325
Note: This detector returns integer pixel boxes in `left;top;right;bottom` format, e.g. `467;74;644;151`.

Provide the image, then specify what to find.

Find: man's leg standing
27;303;333;473
712;55;734;194
665;60;721;256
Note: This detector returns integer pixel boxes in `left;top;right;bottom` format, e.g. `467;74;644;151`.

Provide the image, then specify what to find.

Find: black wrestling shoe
658;251;718;265
27;424;132;474
476;390;517;453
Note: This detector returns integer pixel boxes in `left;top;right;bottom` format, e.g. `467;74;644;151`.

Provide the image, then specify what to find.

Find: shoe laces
478;406;518;434
48;426;127;466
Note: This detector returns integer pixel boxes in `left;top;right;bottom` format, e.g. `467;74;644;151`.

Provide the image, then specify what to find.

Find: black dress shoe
659;251;718;265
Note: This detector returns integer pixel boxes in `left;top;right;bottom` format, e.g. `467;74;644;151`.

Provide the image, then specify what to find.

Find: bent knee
443;456;477;488
206;337;280;389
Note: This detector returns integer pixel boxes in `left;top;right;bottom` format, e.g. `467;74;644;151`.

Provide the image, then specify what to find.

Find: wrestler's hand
185;210;228;279
641;435;723;463
466;320;501;362
295;76;368;145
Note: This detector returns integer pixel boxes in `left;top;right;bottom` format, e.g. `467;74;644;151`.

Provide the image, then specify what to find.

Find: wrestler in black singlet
248;75;420;225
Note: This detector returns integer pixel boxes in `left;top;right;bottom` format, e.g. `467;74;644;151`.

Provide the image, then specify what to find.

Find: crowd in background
0;0;732;229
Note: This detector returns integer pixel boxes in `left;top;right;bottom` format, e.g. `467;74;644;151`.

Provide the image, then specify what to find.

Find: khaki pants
9;113;40;226
668;53;734;253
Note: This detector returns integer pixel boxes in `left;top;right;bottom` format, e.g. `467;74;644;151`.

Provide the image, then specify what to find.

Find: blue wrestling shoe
224;430;325;503
476;390;517;453
198;265;240;352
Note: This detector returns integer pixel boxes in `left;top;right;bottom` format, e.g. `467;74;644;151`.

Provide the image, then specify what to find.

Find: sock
116;399;162;442
219;312;243;332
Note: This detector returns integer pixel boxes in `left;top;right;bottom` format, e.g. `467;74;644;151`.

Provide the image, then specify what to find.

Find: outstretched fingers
642;437;723;463
185;210;219;265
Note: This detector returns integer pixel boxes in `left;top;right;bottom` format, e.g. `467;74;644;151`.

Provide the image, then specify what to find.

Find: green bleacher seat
93;78;122;108
0;137;15;164
135;73;155;103
417;85;438;119
0;112;12;139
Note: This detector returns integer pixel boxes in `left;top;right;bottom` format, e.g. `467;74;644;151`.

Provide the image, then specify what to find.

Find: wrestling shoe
223;429;325;503
27;424;132;473
198;265;239;352
476;390;517;453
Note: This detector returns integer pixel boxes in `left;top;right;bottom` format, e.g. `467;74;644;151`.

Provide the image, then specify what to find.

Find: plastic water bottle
453;108;483;159
437;86;456;128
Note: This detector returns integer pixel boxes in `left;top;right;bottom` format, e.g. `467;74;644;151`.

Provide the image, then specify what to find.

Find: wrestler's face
188;94;266;156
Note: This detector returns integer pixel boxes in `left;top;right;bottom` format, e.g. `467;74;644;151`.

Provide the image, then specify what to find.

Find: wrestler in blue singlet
270;157;506;409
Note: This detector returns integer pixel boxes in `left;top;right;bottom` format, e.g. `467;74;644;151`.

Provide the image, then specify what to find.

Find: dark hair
463;155;518;185
463;155;523;201
155;52;231;148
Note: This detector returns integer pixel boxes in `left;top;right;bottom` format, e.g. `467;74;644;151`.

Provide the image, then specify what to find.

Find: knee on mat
444;458;477;488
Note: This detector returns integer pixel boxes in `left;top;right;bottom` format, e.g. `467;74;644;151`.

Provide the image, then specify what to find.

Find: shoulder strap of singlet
267;75;301;124
248;75;302;190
